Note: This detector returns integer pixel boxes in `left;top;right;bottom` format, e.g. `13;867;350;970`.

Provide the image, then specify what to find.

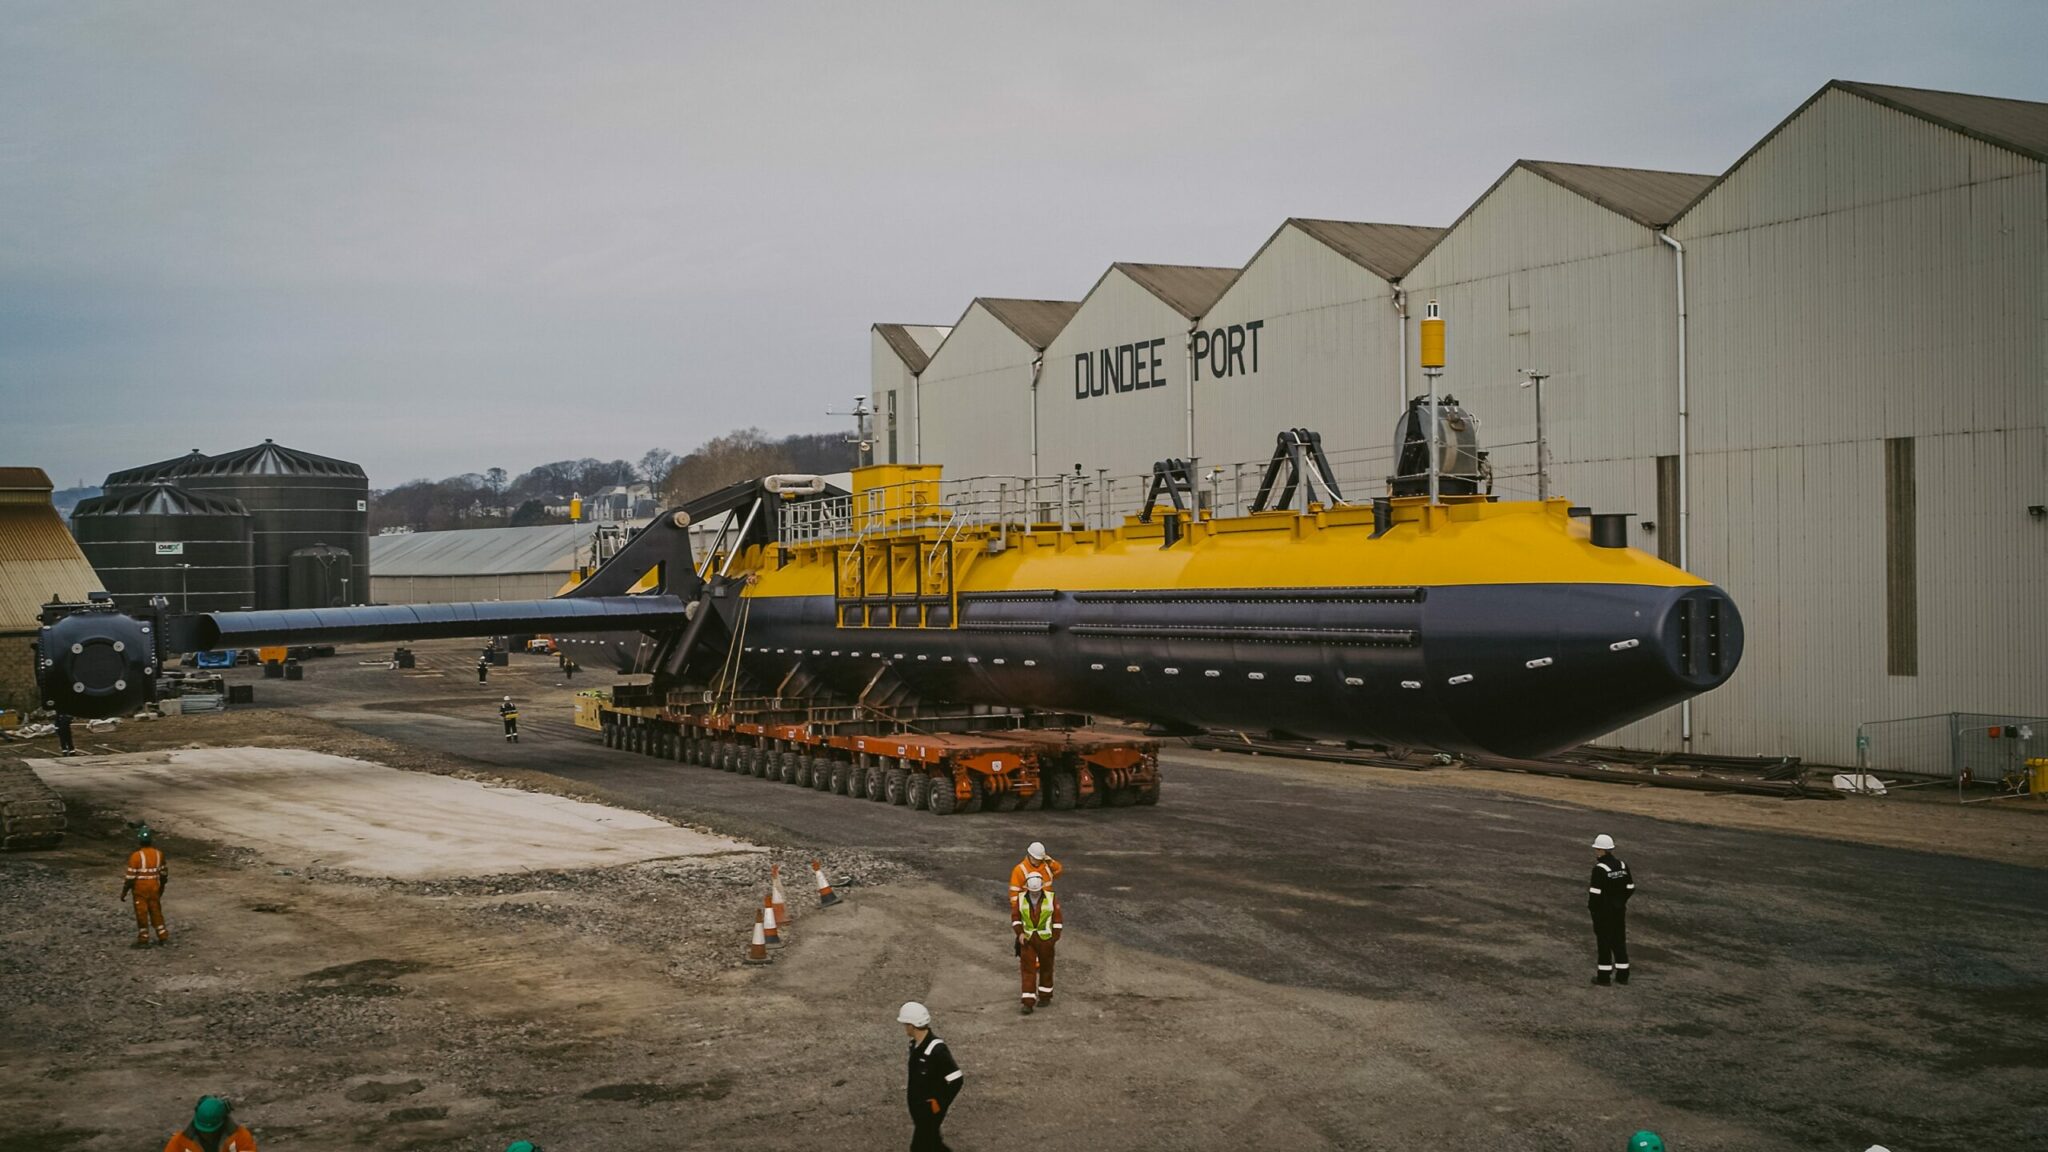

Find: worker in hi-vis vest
1012;872;1062;1014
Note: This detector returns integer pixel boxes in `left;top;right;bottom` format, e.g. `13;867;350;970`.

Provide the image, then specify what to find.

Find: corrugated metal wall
1674;89;2048;759
1036;271;1197;480
1193;225;1403;482
869;332;918;466
914;305;1039;476
370;573;566;604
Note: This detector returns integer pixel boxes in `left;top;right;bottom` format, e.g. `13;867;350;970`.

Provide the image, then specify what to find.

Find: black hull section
729;583;1742;759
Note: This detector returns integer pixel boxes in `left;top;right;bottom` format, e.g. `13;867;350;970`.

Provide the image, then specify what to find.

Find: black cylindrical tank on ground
288;544;355;608
174;440;370;611
69;482;255;615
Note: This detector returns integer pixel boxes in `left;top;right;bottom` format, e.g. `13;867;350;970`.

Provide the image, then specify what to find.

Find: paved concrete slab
29;747;757;879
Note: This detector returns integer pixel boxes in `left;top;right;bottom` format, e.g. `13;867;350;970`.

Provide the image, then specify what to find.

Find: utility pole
1519;369;1553;501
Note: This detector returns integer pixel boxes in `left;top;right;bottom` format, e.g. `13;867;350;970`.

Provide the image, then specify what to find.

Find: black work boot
1615;968;1630;985
1020;1000;1034;1015
1593;970;1612;986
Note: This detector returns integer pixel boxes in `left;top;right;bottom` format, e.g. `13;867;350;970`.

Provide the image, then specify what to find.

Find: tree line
369;429;854;533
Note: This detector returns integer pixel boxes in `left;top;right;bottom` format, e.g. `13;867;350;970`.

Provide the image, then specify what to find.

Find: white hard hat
1027;841;1046;860
1864;1147;1890;1152
1025;874;1043;891
503;696;511;702
897;1001;931;1027
1591;834;1615;851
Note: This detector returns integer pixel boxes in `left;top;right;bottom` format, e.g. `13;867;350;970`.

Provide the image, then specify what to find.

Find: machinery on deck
34;412;1743;815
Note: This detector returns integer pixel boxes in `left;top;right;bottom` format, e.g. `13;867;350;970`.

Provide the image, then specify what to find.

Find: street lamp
1518;369;1553;501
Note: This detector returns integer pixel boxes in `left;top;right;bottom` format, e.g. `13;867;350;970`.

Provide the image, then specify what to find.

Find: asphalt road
276;647;2047;1150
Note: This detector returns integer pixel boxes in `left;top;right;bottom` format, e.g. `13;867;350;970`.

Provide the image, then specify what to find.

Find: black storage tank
69;482;255;615
175;440;370;611
288;544;355;608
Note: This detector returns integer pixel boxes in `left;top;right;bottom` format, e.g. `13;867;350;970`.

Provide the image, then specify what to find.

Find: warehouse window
1654;455;1680;566
1885;436;1916;676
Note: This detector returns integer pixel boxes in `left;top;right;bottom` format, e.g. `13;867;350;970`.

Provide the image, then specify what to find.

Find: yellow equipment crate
573;689;610;732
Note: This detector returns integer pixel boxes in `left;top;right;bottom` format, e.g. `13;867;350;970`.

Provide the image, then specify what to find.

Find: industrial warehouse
3;9;2047;1149
872;79;2048;767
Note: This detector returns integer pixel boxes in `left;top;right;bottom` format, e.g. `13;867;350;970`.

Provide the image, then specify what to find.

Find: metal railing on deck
777;443;1428;546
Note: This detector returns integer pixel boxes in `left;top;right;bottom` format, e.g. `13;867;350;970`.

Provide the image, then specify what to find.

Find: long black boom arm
163;594;694;652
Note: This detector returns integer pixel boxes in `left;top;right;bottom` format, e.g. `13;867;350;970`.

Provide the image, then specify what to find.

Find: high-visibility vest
1017;894;1055;940
126;847;165;881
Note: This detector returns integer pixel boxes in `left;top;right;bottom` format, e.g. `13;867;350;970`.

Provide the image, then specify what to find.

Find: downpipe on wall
1657;230;1692;752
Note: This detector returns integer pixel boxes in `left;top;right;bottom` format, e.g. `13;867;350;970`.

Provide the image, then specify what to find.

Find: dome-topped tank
70;482;255;614
101;449;211;497
174;440;369;610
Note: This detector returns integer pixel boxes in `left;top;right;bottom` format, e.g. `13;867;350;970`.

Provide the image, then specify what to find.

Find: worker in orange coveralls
120;824;170;947
1008;840;1061;896
162;1095;257;1152
1011;873;1062;1014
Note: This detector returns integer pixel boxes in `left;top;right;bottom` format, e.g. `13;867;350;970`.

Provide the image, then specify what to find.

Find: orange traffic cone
744;910;771;965
811;859;841;908
770;863;789;926
761;895;785;948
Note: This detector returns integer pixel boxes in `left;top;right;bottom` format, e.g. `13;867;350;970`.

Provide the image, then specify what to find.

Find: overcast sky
2;1;2042;490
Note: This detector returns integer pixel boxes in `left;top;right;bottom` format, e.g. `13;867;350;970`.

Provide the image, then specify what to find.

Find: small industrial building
871;79;2048;762
370;523;610;604
871;323;951;466
0;468;105;712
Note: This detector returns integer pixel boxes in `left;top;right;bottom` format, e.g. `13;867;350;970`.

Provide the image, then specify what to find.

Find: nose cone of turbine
1422;583;1743;759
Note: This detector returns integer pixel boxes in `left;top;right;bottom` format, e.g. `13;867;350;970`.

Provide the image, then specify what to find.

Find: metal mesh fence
1855;712;2045;784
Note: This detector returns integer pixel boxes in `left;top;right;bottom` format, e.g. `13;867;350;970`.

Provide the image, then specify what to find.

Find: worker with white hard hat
498;696;520;743
1012;872;1064;1014
1008;840;1062;896
898;1001;963;1151
1588;833;1636;985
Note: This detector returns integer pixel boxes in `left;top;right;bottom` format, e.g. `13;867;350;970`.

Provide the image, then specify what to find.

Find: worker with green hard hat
506;1143;545;1152
161;1095;257;1151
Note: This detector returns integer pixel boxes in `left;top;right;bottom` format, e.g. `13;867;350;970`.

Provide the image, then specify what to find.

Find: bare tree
637;448;679;485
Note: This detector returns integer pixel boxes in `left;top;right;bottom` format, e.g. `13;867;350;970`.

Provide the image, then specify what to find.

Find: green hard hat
193;1096;228;1134
136;825;154;845
1628;1132;1665;1152
506;1143;542;1152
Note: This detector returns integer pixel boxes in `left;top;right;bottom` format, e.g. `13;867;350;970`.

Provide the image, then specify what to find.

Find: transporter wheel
1105;785;1139;808
1077;767;1104;810
830;759;851;795
752;746;771;778
864;763;887;802
602;723;616;749
1136;780;1161;806
957;772;986;815
811;756;834;791
885;768;908;806
793;756;813;788
1016;786;1043;812
671;732;687;761
774;750;793;783
656;730;673;758
719;742;737;772
987;788;1020;813
926;771;959;815
1044;768;1078;811
847;761;867;797
690;737;706;766
906;772;930;810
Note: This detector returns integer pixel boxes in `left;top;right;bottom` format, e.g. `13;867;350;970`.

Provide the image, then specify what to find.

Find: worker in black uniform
1588;833;1635;985
499;696;519;743
476;653;489;684
898;1001;963;1151
54;711;75;755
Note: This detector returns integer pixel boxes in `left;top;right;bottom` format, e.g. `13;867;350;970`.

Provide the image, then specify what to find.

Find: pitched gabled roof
1519;161;1717;229
1286;219;1446;281
1112;263;1240;320
1839;81;2048;163
976;298;1081;350
874;323;947;375
1672;79;2048;223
